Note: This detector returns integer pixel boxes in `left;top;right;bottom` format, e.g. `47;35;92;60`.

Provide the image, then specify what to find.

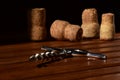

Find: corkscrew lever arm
41;46;107;60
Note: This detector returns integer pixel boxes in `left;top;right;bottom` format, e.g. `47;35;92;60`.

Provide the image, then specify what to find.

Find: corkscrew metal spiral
29;46;107;63
29;49;71;63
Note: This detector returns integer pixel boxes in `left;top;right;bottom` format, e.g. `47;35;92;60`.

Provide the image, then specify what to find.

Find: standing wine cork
81;8;99;38
50;20;69;40
82;8;98;24
64;24;83;41
100;13;115;40
29;8;47;41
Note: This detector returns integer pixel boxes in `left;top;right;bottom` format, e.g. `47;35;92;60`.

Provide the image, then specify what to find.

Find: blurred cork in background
28;8;47;41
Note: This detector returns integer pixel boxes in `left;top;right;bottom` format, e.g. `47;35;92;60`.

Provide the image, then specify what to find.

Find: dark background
0;0;119;44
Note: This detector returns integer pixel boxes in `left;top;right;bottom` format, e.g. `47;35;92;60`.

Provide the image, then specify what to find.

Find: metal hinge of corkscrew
29;46;107;65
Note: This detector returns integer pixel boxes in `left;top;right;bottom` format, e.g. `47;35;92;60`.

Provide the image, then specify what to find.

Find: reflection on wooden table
0;33;120;80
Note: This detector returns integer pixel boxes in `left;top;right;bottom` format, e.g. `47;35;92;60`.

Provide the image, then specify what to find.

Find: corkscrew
41;46;107;59
29;46;107;63
29;49;72;63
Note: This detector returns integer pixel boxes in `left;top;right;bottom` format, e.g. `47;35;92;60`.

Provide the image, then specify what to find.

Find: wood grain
0;33;120;80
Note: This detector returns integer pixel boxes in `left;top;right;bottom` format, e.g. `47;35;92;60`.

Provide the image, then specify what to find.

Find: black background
0;0;119;44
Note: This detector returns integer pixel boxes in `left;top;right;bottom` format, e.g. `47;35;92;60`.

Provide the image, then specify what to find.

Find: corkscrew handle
86;52;107;59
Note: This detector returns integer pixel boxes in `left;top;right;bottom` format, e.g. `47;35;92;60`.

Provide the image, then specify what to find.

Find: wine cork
81;23;99;38
31;8;46;27
82;8;98;24
101;13;114;24
100;13;115;40
30;8;47;41
64;24;83;41
50;20;69;40
81;8;99;38
31;26;47;40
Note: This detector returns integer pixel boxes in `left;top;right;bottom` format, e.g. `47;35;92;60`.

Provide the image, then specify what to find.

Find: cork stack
30;8;47;41
50;20;83;41
100;13;115;40
81;8;99;38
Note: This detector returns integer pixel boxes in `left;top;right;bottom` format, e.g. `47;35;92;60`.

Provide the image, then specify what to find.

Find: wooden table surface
1;33;120;80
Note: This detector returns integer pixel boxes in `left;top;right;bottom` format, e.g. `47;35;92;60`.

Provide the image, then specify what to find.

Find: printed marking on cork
29;8;47;41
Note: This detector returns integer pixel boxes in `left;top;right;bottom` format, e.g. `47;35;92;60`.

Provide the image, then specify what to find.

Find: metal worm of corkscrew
29;50;70;62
